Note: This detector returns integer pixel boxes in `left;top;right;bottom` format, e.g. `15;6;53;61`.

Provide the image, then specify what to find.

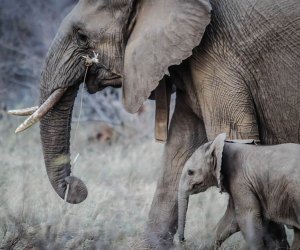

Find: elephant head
178;133;226;241
11;0;211;204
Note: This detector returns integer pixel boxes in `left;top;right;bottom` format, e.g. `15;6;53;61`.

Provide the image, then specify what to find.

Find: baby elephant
178;133;300;250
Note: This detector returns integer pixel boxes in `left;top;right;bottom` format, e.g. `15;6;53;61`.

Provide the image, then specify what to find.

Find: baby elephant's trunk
178;188;189;242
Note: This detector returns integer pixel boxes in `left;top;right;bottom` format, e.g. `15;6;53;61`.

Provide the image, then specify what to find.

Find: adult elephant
11;0;300;248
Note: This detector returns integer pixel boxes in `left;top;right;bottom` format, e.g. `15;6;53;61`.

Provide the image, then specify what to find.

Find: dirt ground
1;114;291;249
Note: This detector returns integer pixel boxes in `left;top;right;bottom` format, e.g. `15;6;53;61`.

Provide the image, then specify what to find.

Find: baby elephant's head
180;133;227;196
178;133;226;242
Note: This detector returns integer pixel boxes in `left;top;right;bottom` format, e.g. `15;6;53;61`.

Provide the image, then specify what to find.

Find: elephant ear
123;0;212;113
207;133;227;192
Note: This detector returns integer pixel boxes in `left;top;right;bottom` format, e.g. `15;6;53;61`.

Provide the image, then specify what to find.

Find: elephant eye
187;170;194;176
76;30;88;46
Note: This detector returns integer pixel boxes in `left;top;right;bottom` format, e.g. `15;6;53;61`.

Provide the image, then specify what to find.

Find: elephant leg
234;193;265;250
212;200;289;250
213;197;239;249
291;228;300;250
145;91;207;248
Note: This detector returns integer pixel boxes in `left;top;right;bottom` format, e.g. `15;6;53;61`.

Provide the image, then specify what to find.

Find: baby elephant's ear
207;133;227;190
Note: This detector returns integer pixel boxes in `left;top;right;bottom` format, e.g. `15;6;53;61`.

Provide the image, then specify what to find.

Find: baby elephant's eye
187;170;194;176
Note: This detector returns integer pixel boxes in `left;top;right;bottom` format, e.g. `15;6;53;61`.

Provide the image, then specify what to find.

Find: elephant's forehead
73;2;111;24
70;0;129;32
81;0;129;9
79;0;106;9
187;149;207;167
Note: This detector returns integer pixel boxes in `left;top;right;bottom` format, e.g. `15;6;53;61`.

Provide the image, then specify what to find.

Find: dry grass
0;114;273;250
0;115;160;249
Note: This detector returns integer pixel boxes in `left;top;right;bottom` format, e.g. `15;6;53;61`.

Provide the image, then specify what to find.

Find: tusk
15;88;67;134
8;106;39;116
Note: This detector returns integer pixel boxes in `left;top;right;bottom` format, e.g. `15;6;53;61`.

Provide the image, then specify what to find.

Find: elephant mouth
85;71;122;94
102;77;122;87
190;183;206;194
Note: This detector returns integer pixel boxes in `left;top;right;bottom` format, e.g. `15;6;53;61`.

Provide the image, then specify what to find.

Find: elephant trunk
178;185;189;242
40;83;88;204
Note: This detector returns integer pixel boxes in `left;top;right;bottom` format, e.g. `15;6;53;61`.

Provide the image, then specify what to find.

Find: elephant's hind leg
144;91;207;248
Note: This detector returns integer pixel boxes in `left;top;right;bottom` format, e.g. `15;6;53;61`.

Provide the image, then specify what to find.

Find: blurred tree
0;0;76;107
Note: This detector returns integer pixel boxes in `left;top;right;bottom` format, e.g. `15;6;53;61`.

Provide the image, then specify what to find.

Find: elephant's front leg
145;91;207;248
213;197;239;249
234;192;265;250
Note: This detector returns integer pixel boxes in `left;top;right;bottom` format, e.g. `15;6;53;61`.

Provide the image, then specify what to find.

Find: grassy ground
0;114;263;250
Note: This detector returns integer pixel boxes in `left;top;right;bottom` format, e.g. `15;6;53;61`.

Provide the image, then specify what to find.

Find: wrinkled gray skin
33;0;300;247
178;133;300;250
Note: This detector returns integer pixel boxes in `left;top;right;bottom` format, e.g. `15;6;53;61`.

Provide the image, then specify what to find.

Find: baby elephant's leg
213;197;239;249
234;191;265;250
291;228;300;250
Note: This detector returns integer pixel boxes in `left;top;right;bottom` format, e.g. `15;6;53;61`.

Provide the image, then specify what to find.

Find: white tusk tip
7;106;39;116
14;119;38;134
15;126;24;134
